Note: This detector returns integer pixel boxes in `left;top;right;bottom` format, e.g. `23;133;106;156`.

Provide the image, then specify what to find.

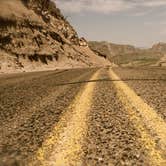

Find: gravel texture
0;67;165;166
113;67;166;120
83;68;165;166
0;68;97;165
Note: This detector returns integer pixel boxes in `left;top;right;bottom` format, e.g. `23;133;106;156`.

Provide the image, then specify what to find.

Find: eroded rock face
0;0;109;73
22;0;79;44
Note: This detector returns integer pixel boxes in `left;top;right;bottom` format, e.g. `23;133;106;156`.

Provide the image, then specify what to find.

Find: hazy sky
55;0;166;47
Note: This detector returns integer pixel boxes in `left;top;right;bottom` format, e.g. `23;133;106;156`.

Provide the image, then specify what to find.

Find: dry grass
111;51;163;66
0;0;41;22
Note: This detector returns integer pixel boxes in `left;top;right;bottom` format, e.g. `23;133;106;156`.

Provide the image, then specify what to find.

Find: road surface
0;67;166;166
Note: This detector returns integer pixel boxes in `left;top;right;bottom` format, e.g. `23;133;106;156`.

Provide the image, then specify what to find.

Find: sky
55;0;166;47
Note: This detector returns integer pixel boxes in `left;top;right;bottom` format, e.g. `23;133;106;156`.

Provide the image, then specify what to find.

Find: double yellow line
109;69;166;165
29;71;99;166
29;68;166;166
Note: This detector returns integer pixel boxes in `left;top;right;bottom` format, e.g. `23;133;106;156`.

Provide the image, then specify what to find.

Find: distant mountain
0;0;109;73
89;41;166;67
151;42;166;53
88;41;138;60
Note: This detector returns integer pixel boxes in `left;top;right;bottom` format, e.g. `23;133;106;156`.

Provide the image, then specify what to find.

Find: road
0;67;166;166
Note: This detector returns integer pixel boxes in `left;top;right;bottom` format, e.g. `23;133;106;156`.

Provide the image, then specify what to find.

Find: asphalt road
0;67;165;166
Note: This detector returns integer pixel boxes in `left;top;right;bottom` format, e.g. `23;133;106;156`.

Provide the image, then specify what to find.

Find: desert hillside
89;41;166;67
0;0;109;73
88;41;138;59
151;42;166;53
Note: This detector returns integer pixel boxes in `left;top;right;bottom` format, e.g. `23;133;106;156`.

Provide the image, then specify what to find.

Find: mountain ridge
89;41;166;67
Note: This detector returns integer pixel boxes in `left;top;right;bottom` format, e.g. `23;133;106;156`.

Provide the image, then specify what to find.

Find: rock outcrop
0;0;109;73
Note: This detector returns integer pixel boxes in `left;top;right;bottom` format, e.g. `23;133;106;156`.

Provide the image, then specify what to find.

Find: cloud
132;10;151;17
141;0;166;7
55;0;166;14
55;0;133;14
144;21;166;26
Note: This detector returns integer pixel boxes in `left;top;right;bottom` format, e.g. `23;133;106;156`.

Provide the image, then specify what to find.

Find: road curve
0;67;166;166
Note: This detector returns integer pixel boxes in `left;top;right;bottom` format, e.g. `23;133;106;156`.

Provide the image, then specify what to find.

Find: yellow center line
29;70;100;166
109;68;166;165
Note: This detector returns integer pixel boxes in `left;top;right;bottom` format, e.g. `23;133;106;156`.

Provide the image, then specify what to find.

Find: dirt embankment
0;0;109;73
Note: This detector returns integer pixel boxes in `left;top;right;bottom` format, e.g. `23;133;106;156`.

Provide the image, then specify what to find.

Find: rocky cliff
0;0;109;73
